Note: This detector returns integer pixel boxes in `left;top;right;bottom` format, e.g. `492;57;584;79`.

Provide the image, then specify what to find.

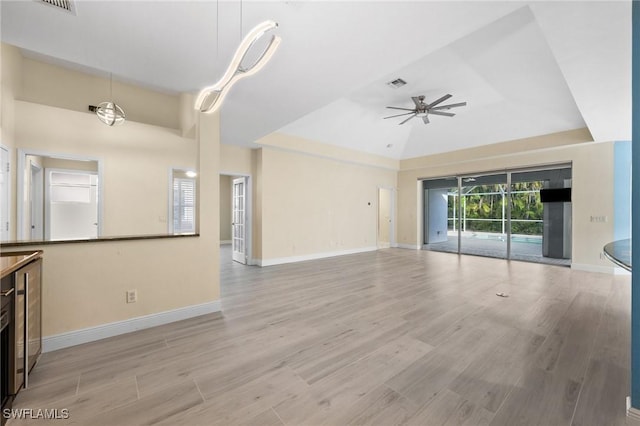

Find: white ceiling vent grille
36;0;76;15
386;78;407;89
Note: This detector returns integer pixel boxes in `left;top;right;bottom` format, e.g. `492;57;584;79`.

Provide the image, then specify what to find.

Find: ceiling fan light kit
384;94;466;125
195;20;281;114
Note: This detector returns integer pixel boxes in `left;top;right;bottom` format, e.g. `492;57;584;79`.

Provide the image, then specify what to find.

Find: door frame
419;162;573;262
377;186;396;249
232;177;247;264
0;145;11;242
29;163;44;240
220;171;253;265
17;149;103;240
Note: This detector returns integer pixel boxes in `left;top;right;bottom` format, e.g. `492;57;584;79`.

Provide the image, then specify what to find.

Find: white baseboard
42;300;221;353
626;397;640;424
397;243;420;250
615;267;632;276
220;240;232;245
391;243;399;248
571;263;616;275
258;246;378;267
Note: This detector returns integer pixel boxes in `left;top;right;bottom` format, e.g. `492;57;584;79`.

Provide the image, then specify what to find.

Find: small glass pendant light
96;73;125;126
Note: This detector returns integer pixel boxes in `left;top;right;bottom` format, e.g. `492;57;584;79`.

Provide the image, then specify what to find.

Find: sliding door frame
422;162;572;260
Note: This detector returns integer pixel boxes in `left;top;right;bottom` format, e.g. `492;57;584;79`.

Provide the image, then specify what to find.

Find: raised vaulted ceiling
1;1;631;159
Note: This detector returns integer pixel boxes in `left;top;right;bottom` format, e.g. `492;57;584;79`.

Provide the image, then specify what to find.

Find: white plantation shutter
173;177;196;233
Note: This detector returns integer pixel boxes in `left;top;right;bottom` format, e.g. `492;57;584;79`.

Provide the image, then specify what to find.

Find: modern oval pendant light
195;20;281;114
96;73;126;126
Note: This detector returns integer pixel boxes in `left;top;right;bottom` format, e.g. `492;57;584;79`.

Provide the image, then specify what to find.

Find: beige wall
1;43;220;339
1;44;23;240
41;157;99;172
20;57;181;130
219;143;257;257
252;149;263;260
219;175;232;241
1;44;21;149
1;45;198;239
14;101;197;237
220;143;253;175
5;111;220;338
258;144;397;261
397;129;615;270
179;93;197;139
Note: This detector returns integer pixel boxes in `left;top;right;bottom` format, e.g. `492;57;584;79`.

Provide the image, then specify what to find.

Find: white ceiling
1;1;632;159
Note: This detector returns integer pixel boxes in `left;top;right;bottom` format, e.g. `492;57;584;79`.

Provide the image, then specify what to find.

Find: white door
232;177;247;264
30;164;44;240
378;188;392;248
0;146;9;241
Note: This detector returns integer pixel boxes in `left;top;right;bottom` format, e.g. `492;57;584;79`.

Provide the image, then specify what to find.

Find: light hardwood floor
7;247;631;425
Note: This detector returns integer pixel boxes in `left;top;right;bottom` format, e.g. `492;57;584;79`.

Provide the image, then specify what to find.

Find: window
46;169;99;240
173;177;196;234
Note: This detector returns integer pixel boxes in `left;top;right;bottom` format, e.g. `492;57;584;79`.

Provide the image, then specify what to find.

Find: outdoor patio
423;232;571;267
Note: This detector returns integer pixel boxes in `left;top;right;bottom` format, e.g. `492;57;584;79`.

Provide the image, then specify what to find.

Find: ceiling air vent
36;0;76;15
386;78;407;89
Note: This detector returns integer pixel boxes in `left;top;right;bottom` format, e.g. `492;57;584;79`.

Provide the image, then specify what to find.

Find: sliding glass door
422;165;572;266
459;173;508;259
509;171;544;262
423;177;459;254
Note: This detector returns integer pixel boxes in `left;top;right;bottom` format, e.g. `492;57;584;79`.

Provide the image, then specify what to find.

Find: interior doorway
29;164;44;240
17;150;102;241
0;146;10;242
378;188;392;248
220;173;252;267
232;177;247;264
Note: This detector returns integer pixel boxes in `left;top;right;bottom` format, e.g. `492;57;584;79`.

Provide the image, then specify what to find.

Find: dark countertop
0;233;198;248
603;239;631;272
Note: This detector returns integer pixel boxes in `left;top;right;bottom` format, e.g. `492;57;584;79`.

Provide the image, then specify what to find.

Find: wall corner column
631;0;640;412
196;110;220;297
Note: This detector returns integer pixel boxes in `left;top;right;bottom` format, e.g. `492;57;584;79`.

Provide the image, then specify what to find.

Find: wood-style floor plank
489;366;581;426
7;247;631;425
448;327;545;413
406;389;493;426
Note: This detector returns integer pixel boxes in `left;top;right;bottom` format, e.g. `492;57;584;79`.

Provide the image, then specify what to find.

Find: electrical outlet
126;289;137;304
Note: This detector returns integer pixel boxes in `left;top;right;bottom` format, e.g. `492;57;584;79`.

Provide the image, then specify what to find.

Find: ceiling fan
384;94;467;125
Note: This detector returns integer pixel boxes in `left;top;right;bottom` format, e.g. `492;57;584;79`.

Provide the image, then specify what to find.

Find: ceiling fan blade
386;106;415;111
431;102;467;110
399;114;417;125
383;112;415;119
429;111;455;117
411;96;423;108
427;94;452;109
422;115;430;124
